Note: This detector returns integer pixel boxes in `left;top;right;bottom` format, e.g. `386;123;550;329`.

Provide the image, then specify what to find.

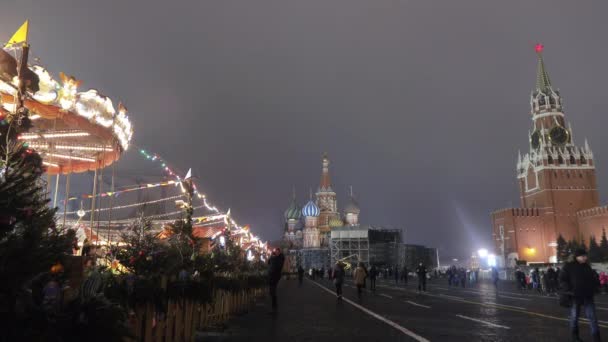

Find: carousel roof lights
19;131;90;139
45;152;96;162
0;22;133;175
23;143;113;152
55;145;113;151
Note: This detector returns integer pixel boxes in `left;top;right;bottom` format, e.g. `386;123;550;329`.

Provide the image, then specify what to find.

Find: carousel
0;21;133;245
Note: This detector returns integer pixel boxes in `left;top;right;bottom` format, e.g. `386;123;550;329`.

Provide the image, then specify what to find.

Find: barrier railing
128;287;265;341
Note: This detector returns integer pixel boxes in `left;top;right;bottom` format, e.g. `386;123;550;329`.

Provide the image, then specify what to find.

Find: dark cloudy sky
3;0;608;259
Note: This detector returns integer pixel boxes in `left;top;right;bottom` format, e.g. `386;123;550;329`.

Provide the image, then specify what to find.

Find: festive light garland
59;194;184;216
135;147;257;235
63;179;182;202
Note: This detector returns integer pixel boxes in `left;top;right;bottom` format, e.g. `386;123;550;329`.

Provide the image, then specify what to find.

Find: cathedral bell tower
316;153;339;245
517;44;598;240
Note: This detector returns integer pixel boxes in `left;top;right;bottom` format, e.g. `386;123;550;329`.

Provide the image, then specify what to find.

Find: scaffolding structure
298;248;331;270
330;226;370;266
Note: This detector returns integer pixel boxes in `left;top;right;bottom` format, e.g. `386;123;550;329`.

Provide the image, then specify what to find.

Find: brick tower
316;153;340;246
492;45;601;264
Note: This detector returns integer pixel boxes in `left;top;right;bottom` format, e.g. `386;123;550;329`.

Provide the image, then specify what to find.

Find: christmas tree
600;228;608;262
589;236;601;263
0;93;129;341
112;214;169;278
0;113;77;337
556;234;568;263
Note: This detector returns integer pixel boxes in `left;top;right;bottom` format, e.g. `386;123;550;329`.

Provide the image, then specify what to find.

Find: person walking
369;265;378;292
532;267;541;293
491;267;499;289
354;262;368;300
560;248;601;342
547;266;557;295
394;266;400;285
297;265;305;286
333;262;345;299
416;262;427;292
515;268;527;291
403;266;409;285
268;248;285;313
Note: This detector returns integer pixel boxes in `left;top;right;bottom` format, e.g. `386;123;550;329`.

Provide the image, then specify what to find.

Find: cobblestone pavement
199;276;608;341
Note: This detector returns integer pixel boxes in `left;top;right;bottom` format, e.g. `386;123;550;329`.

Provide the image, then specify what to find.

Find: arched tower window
548;156;554;165
558;155;564;164
570;155;576;165
538;96;546;106
581;156;587;164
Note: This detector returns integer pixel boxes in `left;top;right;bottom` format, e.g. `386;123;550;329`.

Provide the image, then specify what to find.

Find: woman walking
354;262;368;300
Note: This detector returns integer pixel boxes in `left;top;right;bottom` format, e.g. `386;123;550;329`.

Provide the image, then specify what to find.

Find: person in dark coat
268;248;285;312
515;268;526;291
416;262;427;292
297;265;305;286
491;267;499;289
560;249;601;342
394;266;399;285
368;265;378;292
546;266;557;294
333;262;346;299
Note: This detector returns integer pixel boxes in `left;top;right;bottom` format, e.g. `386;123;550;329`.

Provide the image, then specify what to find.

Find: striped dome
284;199;301;221
329;217;344;228
301;200;320;217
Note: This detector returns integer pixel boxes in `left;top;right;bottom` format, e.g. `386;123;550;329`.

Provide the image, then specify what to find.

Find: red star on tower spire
535;43;544;54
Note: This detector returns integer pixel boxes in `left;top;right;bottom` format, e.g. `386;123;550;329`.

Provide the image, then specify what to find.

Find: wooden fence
129;287;265;342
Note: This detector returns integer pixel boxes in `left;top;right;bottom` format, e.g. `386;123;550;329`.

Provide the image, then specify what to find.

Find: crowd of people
269;247;604;341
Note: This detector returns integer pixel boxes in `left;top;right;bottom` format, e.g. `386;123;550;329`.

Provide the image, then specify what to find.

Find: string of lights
135;146;247;231
63;179;182;202
59;194;184;215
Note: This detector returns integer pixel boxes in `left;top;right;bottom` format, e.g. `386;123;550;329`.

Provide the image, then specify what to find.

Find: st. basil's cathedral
492;45;608;265
282;153;361;268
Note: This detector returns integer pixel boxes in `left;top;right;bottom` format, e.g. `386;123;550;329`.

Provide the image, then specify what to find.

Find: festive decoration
58;194;184;216
4;20;29;48
50;261;64;274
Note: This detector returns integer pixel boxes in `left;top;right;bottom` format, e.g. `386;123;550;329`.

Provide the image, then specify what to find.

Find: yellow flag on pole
5;20;29;48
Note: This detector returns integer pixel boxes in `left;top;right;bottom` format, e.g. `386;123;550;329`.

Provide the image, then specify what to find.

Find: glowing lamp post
477;248;488;258
487;254;497;267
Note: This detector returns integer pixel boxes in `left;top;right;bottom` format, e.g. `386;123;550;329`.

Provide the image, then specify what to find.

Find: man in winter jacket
333;262;346;299
416;263;427;292
268;248;285;312
560;248;601;342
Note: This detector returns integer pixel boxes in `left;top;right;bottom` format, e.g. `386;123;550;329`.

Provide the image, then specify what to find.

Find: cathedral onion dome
329;217;344;228
302;200;320;217
344;196;360;215
284;199;301;221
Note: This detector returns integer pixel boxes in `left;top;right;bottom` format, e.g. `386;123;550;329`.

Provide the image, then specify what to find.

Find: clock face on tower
530;130;541;149
549;126;569;146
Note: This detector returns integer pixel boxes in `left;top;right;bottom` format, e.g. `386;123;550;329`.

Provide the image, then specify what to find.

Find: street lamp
477;248;488;258
487;254;497;267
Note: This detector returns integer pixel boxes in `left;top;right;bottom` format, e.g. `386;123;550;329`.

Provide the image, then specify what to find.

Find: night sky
3;0;608;259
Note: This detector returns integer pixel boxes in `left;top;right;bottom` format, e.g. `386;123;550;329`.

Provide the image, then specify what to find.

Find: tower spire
320;153;331;190
535;44;553;93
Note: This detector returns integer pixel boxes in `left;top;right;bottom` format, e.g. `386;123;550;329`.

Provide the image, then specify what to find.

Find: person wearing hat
559;248;601;342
